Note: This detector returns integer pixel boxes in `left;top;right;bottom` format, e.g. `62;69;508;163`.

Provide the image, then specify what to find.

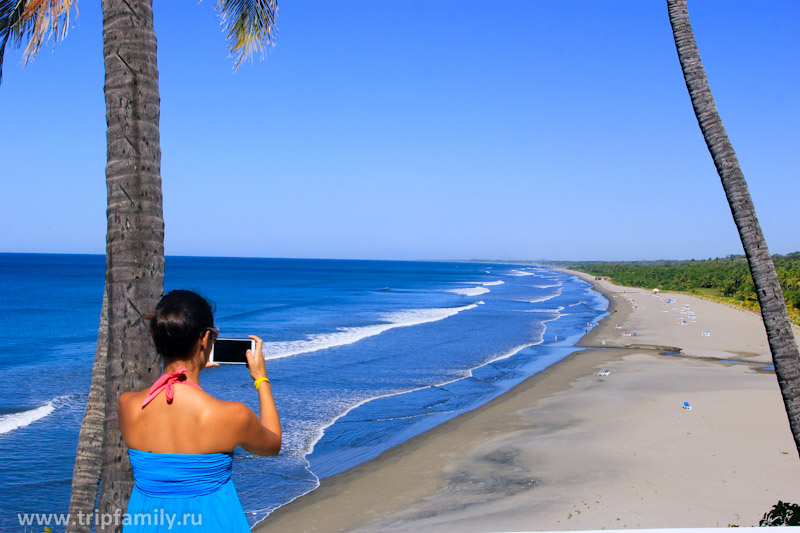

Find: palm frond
215;0;278;70
20;0;76;60
0;0;26;83
0;0;75;84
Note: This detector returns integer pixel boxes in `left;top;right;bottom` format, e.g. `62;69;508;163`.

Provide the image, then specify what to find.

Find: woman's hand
238;334;281;456
245;335;268;381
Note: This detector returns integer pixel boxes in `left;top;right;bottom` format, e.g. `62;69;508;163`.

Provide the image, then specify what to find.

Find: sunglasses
205;326;220;341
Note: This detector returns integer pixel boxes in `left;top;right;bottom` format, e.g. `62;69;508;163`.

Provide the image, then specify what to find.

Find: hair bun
148;290;214;360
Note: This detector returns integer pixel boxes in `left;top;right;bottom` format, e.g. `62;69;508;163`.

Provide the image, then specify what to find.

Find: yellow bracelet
254;377;271;391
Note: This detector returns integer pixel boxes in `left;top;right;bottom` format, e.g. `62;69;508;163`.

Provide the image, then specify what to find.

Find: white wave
523;306;565;314
0;396;70;435
304;385;427;458
292;300;574;496
538;309;564;344
460;280;505;286
506;269;537;277
535;283;561;289
303;339;541;458
446;286;491;297
519;287;563;304
289;293;573;504
263;303;482;360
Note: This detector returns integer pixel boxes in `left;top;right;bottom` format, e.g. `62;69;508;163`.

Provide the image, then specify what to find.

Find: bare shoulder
214;399;256;423
117;390;144;415
118;390;139;409
203;399;256;443
116;390;149;436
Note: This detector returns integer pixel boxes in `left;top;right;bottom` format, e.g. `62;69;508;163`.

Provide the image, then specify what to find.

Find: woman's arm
236;335;281;456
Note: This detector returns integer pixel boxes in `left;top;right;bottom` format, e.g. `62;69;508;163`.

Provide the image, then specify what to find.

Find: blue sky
0;0;797;261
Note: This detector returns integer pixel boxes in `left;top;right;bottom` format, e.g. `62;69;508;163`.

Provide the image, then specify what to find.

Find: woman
117;290;281;531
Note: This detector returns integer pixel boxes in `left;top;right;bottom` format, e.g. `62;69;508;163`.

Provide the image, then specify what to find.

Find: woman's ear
199;330;211;352
200;331;218;368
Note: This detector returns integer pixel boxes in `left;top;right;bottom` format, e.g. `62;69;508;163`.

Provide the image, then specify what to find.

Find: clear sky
0;0;797;261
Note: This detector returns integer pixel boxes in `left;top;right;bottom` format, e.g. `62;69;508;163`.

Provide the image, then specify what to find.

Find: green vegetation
759;501;800;526
557;253;800;326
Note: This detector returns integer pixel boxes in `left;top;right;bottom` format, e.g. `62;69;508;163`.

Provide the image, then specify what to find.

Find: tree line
560;252;800;325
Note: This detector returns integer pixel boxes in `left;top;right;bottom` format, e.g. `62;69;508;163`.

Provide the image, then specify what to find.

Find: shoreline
255;270;800;531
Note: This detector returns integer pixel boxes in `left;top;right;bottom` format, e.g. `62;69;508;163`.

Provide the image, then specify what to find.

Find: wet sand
254;271;800;531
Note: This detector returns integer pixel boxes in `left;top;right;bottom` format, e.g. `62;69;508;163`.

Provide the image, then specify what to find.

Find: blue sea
0;254;607;531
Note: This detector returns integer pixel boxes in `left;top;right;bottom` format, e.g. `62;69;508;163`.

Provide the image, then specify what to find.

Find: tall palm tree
1;1;277;531
95;3;166;529
69;288;108;532
667;0;800;455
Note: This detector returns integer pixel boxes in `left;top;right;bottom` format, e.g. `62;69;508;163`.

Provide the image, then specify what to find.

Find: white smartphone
209;338;256;364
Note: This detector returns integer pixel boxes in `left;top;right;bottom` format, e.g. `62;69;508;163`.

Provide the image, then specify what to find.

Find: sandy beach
255;271;800;532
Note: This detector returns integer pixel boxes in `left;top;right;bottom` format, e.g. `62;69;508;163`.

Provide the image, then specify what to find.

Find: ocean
0;254;607;530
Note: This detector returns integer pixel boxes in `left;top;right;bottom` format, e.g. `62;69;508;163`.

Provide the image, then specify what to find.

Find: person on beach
117;290;281;531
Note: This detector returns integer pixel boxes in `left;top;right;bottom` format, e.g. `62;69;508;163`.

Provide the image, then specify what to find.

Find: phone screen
210;338;254;364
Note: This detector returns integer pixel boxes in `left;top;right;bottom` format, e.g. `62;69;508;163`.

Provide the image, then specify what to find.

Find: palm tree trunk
66;288;108;533
667;0;800;455
97;0;164;530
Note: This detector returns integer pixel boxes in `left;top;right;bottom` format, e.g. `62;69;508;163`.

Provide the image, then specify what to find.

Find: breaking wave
262;303;483;360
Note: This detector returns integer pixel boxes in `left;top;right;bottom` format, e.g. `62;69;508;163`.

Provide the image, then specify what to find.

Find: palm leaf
0;0;75;84
0;0;26;83
19;0;76;57
215;0;278;70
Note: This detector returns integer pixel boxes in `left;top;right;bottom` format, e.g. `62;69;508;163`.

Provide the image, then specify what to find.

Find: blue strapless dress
123;449;250;532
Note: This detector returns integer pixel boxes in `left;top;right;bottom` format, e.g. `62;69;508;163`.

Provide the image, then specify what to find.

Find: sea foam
506;269;537;277
460;280;505;286
304;338;543;459
519;287;563;304
0;396;69;435
446;286;491;297
524;306;565;314
262;302;482;360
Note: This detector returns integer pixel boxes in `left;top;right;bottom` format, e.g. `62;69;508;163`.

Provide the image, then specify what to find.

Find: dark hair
146;290;214;360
